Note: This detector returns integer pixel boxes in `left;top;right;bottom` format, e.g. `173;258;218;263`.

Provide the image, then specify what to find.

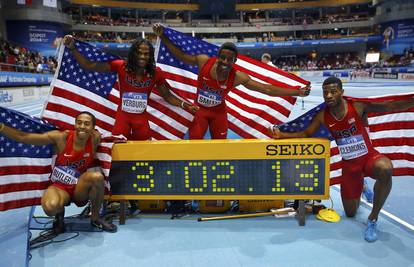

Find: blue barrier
90;35;383;50
0;72;53;87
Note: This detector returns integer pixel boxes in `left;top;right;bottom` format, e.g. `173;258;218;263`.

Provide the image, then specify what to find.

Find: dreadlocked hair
126;38;156;77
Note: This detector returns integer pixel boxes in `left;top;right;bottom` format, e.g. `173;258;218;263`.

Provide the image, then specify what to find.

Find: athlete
0;112;117;233
269;76;414;242
153;24;311;139
63;35;198;140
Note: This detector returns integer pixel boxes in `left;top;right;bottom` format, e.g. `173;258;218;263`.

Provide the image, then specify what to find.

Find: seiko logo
266;144;325;156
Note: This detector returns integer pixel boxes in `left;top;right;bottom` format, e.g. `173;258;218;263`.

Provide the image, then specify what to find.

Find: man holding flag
153;23;311;139
0;112;117;233
63;35;198;140
269;76;414;242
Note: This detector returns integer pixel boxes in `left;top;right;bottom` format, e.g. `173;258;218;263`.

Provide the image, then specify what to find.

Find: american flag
41;40;119;135
3;29;309;211
278;94;414;184
156;27;310;138
0;107;56;211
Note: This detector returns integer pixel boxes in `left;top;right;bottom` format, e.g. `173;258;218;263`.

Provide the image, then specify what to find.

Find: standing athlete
153;24;310;139
63;35;198;140
269;76;414;242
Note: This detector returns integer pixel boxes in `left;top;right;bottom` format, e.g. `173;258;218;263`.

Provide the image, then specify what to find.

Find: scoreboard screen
108;139;330;200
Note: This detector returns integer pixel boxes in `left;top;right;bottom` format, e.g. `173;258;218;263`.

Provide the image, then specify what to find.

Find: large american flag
156;27;310;138
278;94;414;184
0;29;310;211
0;107;55;211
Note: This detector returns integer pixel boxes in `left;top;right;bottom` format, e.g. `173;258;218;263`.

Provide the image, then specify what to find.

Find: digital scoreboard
108;139;330;200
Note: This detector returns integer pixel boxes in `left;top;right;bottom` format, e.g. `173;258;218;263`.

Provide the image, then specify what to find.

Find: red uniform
325;101;386;198
110;60;167;140
190;57;236;139
51;131;95;206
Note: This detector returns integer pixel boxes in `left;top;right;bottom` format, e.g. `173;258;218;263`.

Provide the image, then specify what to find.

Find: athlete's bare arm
92;130;101;153
63;35;111;73
0;123;69;151
269;111;325;139
235;71;311;97
157;83;199;114
153;23;209;69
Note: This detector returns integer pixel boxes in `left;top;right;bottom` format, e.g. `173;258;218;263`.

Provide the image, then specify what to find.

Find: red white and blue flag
155;27;309;139
2;27;412;211
278;94;414;183
0;107;55;211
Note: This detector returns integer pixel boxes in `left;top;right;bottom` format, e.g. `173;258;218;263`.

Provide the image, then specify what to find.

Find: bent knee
374;158;393;178
84;172;104;184
41;199;62;216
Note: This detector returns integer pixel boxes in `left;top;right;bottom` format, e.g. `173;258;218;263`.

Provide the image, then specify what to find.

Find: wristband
181;101;185;109
271;124;279;133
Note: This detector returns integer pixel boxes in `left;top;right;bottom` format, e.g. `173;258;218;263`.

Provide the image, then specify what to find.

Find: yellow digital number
131;161;154;192
211;161;235;193
184;161;207;193
271;161;285;192
295;160;318;192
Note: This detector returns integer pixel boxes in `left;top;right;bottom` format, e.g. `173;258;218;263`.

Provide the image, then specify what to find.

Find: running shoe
364;219;378;242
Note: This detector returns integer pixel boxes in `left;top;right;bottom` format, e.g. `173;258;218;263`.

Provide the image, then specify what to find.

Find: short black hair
76;111;96;126
218;42;238;60
323;76;342;90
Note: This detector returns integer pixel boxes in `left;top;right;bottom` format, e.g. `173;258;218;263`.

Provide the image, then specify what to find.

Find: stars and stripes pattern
156;27;310;138
0;107;56;211
278;93;414;184
41;40;119;135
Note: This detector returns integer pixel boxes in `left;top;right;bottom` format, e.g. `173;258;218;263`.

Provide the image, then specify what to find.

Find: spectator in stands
261;53;276;67
153;23;310;139
36;62;44;73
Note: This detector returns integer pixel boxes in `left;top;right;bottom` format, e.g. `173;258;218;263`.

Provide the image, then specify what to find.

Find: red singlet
190;57;236;139
52;131;95;204
325;101;385;198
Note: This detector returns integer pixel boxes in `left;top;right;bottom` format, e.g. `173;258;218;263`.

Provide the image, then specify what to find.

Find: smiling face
135;43;151;68
322;83;344;108
216;49;236;75
74;113;95;141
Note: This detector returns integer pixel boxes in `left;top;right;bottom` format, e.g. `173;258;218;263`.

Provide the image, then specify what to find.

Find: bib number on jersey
197;90;222;107
337;134;368;160
122;92;147;113
51;166;80;185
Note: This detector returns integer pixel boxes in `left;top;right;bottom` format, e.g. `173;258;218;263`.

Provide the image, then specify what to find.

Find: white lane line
332;184;414;232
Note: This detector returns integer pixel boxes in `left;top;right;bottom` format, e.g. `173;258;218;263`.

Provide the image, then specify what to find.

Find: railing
0;63;55;74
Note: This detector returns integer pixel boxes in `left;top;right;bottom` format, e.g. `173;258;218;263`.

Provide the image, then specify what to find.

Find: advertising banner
6;20;63;57
0;71;52;87
380;19;414;54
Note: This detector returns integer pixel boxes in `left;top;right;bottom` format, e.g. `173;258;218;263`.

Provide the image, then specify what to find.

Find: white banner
43;0;57;8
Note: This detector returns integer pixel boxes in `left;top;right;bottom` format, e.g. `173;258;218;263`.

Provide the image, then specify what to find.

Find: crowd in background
0;39;57;74
1;37;412;75
266;50;414;72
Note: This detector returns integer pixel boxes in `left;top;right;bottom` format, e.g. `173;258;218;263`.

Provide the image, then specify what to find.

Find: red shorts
189;106;228;139
112;110;151;140
340;149;387;199
51;182;88;207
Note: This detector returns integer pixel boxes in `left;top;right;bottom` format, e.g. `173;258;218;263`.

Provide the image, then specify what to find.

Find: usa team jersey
196;57;236;109
324;101;374;161
110;60;167;113
53;130;95;181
